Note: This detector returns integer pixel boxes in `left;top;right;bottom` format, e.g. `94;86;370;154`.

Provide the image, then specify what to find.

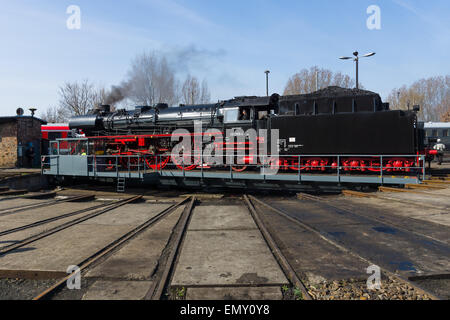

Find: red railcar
41;124;73;155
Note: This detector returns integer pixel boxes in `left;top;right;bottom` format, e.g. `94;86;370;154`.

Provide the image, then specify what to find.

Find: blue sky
0;0;449;116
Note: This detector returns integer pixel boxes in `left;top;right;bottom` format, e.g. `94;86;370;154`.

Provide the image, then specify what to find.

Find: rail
33;196;191;300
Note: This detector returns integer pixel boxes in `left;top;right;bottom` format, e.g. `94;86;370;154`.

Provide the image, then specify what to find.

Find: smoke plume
105;82;131;105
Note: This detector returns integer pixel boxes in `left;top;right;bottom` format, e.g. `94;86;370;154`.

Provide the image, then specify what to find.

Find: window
59;140;87;155
48;132;61;141
224;109;239;123
432;130;437;137
443;129;449;137
50;142;58;155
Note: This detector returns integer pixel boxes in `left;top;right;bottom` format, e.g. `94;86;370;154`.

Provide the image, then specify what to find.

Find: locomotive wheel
175;163;198;171
172;156;198;171
145;156;170;170
289;162;302;171
232;165;247;172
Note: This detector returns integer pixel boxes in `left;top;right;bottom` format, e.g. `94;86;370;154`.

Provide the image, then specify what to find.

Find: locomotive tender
66;87;426;174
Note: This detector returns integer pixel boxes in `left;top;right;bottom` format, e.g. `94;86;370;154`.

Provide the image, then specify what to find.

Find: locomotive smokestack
98;104;111;113
91;104;111;115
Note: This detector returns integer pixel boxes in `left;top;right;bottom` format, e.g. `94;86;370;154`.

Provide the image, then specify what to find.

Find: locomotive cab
220;107;253;123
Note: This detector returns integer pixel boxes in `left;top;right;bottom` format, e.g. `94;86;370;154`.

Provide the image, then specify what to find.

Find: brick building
0;116;46;168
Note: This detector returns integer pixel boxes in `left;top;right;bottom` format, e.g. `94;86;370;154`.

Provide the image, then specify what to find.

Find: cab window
239;108;251;121
224;109;239;123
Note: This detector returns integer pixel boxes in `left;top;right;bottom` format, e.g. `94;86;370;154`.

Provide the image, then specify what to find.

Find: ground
0;165;448;300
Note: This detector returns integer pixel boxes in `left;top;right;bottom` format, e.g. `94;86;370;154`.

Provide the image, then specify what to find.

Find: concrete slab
189;206;257;231
171;230;288;286
416;215;450;226
429;187;450;195
381;191;450;209
342;196;450;227
86;206;184;280
0;224;134;272
78;203;170;226
186;286;283;300
82;280;152;300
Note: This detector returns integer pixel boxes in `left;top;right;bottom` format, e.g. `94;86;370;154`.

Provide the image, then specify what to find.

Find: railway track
0;190;446;300
298;193;449;246
0;201;116;238
0;194;95;217
0;190;56;202
0;195;142;255
342;189;449;211
32;196;192;300
144;195;311;300
249;195;445;299
243;195;311;300
145;197;196;300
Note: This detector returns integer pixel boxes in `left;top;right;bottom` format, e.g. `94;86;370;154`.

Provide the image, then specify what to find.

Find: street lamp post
264;70;270;96
339;51;375;89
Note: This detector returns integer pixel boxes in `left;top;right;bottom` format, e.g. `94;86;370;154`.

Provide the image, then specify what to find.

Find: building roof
424;122;450;129
0;116;47;125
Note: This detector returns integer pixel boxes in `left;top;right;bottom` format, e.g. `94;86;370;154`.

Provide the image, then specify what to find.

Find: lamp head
29;108;37;117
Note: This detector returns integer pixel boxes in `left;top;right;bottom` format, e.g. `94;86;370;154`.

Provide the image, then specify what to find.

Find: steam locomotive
67;87;428;173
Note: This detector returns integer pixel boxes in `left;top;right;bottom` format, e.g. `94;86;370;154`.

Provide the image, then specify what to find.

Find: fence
41;153;426;185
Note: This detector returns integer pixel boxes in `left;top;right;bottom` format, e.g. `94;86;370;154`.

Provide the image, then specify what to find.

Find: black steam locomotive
68;87;427;173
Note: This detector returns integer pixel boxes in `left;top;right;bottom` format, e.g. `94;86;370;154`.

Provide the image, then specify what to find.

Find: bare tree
125;52;179;106
92;87;109;108
182;75;200;105
441;109;450;122
181;75;211;105
284;66;356;95
387;75;449;121
40;106;66;123
104;50;214;107
200;79;211;104
58;80;106;118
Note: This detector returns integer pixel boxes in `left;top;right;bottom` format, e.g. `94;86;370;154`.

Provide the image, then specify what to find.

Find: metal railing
41;153;426;184
41;155;59;176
